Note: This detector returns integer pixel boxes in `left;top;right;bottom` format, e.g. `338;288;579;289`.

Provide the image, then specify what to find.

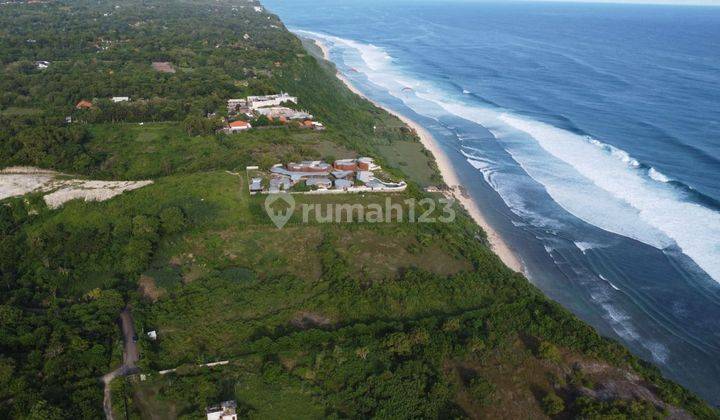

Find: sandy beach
314;40;524;273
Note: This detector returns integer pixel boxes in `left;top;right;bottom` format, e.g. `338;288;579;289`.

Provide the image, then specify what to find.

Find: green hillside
0;0;716;419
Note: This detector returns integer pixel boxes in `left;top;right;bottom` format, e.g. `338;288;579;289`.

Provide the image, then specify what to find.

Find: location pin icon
264;193;296;229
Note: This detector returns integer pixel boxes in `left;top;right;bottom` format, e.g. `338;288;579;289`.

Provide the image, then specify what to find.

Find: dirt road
101;308;140;420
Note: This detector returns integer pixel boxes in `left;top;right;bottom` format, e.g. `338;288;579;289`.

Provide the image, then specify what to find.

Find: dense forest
0;0;718;419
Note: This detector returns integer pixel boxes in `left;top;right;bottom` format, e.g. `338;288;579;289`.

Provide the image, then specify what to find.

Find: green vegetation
542;392;565;416
0;0;717;419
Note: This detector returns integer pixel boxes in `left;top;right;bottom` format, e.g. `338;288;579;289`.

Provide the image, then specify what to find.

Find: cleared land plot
151;61;176;73
334;228;472;282
376;140;437;187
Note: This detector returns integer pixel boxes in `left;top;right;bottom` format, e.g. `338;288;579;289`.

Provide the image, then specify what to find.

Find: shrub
542;391;565;416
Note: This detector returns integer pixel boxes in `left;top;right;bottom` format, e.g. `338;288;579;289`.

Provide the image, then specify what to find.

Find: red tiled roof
229;120;249;127
75;100;93;109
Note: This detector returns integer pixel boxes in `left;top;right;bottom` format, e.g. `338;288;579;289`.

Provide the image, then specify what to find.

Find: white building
147;330;157;340
226;120;252;133
35;61;50;69
111;96;130;103
357;171;374;184
247;93;297;110
207;401;237;420
250;177;263;193
255;107;312;121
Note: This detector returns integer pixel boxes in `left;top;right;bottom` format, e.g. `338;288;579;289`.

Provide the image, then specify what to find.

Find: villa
225;120;252;133
75;100;93;109
334;178;353;189
306;177;333;189
286;161;332;174
250;177;263;193
334;159;358;171
254;157;405;194
357;157;379;171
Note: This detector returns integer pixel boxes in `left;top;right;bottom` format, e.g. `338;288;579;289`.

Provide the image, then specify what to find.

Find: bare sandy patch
138;275;164;302
1;166;152;208
42;179;153;209
0;166;57;200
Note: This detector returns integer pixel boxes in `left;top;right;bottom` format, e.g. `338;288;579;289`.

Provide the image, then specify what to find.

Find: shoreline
313;39;524;273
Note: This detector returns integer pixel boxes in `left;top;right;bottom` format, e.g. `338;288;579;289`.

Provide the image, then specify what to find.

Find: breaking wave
298;30;720;284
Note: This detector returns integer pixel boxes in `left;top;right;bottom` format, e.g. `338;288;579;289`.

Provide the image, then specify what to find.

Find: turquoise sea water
264;0;720;404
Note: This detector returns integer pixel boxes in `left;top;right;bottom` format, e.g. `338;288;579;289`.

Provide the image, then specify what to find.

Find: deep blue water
263;0;720;404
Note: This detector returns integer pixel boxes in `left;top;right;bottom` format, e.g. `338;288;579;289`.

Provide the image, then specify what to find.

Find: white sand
42;180;153;209
314;39;524;273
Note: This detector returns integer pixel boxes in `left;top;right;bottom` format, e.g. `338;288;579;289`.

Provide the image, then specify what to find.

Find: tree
159;207;188;235
542;392;565;416
183;115;221;136
538;341;561;362
468;376;495;406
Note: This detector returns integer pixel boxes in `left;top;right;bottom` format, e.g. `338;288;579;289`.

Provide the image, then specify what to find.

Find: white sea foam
299;30;720;284
466;158;491;171
648;167;671;183
599;274;621;291
598;301;668;364
497;114;720;283
574;241;601;253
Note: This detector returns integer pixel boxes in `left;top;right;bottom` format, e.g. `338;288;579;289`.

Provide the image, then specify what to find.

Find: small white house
111;96;130;103
207;401;237;420
147;330;157;340
250;177;263;193
226;120;252;133
35;61;50;69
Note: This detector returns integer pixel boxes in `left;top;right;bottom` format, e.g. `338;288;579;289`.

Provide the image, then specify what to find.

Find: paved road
101;308;140;420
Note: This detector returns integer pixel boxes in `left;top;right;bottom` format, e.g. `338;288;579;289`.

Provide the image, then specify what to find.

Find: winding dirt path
101;308;140;420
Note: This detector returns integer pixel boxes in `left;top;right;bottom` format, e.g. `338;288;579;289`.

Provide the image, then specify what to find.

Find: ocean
263;0;720;404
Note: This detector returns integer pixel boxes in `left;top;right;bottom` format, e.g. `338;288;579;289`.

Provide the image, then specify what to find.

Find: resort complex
247;157;406;194
223;92;324;133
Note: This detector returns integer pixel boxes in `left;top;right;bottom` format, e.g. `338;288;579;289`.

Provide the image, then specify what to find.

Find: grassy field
376;140;439;186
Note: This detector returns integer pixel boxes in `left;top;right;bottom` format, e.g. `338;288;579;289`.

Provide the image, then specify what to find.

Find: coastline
314;39;524;273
